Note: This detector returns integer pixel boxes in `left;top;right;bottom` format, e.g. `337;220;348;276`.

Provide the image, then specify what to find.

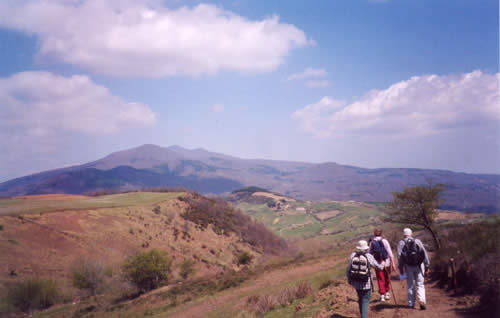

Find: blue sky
0;0;498;182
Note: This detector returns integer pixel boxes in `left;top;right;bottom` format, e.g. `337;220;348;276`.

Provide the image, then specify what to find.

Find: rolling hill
0;144;499;212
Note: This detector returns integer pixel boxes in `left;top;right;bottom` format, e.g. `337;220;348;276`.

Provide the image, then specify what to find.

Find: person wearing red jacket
369;228;396;302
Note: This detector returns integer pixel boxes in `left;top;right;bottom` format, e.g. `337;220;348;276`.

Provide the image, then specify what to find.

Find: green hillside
236;199;385;242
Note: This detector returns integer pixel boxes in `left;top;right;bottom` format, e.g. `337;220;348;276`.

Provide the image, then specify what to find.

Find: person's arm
396;240;405;274
367;253;384;271
346;253;354;283
416;239;430;269
382;239;396;270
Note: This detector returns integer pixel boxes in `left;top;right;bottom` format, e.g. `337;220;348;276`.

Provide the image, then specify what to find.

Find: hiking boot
385;292;390;300
380;295;385;302
420;303;426;310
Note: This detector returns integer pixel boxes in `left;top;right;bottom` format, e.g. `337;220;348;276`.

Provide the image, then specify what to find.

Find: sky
0;0;498;182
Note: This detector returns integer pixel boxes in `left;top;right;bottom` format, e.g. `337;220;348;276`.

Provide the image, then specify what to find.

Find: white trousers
406;265;426;306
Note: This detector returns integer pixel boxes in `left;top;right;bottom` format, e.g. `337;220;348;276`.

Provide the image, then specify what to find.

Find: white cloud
305;80;330;88
0;71;157;135
0;0;312;77
292;70;500;137
212;103;225;113
288;67;328;81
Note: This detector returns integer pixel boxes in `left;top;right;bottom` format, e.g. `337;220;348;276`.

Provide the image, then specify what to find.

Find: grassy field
0;192;182;216
236;199;384;243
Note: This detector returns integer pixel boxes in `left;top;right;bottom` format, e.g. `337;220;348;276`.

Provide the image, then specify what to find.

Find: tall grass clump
246;281;313;315
6;278;60;313
72;258;105;296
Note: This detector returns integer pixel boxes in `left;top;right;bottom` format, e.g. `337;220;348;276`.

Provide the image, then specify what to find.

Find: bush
72;259;105;296
430;221;500;314
122;249;171;292
6;278;60;313
179;259;196;279
236;251;253;266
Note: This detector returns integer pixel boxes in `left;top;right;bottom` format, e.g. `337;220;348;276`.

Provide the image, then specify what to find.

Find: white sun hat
356;240;369;251
403;228;412;236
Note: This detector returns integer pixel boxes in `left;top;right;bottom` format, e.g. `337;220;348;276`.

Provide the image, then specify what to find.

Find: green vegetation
122;249;172;292
6;278;60;313
432;220;500;315
237;200;383;242
0;192;181;216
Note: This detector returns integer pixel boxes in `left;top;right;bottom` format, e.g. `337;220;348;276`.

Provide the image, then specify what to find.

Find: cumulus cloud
0;71;156;135
288;67;328;81
292;70;500;137
0;0;312;77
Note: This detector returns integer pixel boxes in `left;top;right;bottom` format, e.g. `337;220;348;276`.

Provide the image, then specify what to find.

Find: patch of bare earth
0;196;261;288
315;210;343;221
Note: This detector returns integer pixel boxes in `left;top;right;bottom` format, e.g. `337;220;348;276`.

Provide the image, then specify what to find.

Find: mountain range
1;144;498;213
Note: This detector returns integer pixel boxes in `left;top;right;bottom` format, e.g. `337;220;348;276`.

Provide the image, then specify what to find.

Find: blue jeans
356;289;372;318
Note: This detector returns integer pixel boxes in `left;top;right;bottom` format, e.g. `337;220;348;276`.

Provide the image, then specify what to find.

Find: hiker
346;240;384;318
397;228;430;310
369;228;396;302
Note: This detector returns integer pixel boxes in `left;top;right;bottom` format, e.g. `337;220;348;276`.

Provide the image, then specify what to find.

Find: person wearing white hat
346;240;384;318
397;228;430;310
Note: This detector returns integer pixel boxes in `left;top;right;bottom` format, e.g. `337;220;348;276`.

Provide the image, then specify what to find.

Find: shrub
179;259;196;279
153;206;161;215
293;281;313;299
236;251;253;266
122;249;171;292
72;259;105;296
6;278;60;313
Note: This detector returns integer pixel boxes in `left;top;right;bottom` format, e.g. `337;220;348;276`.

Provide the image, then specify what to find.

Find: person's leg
406;267;417;307
359;289;371;318
356;289;363;315
384;267;391;299
385;266;391;292
376;269;386;296
416;270;426;306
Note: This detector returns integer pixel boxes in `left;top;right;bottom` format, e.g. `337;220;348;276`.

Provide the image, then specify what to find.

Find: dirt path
168;256;344;317
317;275;476;318
369;278;465;318
168;257;475;318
